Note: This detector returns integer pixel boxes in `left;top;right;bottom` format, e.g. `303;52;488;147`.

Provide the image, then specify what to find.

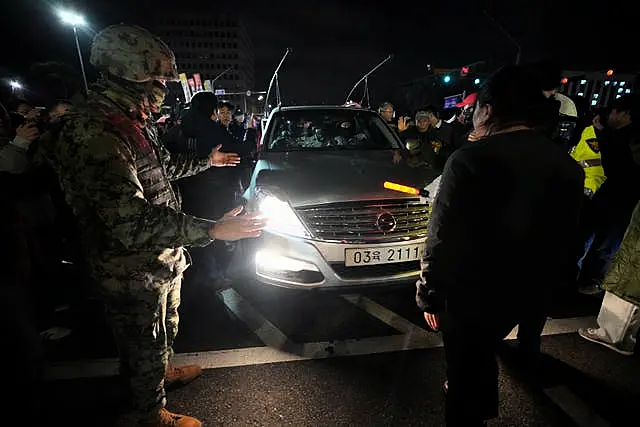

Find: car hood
254;151;438;207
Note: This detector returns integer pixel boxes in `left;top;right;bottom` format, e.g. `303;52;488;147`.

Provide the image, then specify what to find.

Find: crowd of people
2;22;639;427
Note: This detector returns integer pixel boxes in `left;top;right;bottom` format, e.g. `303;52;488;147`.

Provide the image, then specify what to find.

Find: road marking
504;316;597;340
44;316;595;381
342;294;432;339
297;333;442;359
544;385;610;427
218;288;291;350
341;294;595;341
44;333;442;380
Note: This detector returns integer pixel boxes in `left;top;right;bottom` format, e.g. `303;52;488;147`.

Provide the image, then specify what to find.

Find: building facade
559;70;637;109
151;12;255;108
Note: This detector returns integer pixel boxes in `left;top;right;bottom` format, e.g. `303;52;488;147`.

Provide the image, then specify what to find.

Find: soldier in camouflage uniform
43;24;266;427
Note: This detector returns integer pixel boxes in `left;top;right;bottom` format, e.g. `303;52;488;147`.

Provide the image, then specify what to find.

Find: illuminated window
616;95;621;99
626;89;631;94
591;100;597;106
620;81;626;86
604;81;610;86
614;81;618;86
578;92;584;96
580;79;587;84
618;88;623;93
593;94;599;98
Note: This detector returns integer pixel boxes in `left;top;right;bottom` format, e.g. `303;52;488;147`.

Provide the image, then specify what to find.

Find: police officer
570;121;606;199
44;24;266;426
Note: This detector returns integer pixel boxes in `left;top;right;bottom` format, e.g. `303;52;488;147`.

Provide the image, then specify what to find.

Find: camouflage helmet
90;24;178;83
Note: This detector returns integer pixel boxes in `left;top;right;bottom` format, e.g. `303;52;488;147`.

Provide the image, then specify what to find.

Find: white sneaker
578;328;633;356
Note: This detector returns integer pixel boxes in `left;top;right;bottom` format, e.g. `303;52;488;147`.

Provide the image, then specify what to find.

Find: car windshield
265;109;400;151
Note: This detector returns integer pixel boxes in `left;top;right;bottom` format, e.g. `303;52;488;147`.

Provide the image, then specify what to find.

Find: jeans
576;193;636;288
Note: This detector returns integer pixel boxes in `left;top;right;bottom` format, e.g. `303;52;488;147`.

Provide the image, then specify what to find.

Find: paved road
41;278;640;426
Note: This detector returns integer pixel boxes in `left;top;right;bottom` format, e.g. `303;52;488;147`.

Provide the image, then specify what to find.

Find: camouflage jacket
604;201;640;307
44;81;214;285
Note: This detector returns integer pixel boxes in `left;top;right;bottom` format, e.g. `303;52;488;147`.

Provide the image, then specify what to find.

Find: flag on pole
193;73;203;92
178;73;191;102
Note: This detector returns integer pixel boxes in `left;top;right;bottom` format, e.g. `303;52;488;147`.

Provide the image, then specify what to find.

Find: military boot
139;408;202;427
165;365;203;390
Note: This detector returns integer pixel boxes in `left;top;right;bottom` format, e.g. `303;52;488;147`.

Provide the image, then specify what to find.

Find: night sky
1;0;635;105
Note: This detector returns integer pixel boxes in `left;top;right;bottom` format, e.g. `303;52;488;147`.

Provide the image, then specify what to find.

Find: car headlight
257;192;310;238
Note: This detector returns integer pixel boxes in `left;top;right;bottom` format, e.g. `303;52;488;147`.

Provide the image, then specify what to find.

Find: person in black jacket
163;92;241;215
416;65;584;426
162;92;243;294
227;107;259;192
423;104;460;163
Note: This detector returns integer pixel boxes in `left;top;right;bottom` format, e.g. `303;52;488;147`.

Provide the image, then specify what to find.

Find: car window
265;109;400;151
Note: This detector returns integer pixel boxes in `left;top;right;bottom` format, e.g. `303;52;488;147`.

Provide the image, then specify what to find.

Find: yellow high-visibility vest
570;125;606;194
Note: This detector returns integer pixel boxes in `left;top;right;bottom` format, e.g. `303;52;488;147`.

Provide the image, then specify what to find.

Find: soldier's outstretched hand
210;144;241;167
209;206;267;241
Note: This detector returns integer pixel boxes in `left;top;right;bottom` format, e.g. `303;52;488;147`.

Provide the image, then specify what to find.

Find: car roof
272;105;376;113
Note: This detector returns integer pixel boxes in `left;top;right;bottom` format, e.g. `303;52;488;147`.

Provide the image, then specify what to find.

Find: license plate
344;244;424;267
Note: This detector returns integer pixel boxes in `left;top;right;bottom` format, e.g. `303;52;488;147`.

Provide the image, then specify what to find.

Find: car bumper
252;231;425;290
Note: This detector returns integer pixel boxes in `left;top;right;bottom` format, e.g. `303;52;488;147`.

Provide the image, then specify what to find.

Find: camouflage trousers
102;273;182;418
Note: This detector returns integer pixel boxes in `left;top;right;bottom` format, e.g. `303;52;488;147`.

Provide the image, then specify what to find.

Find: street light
9;80;22;94
57;9;89;94
58;9;86;26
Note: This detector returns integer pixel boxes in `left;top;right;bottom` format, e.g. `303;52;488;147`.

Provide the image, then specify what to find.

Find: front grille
295;199;429;243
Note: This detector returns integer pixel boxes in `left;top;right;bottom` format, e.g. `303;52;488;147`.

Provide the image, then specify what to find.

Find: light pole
483;10;522;65
58;9;89;93
211;67;234;90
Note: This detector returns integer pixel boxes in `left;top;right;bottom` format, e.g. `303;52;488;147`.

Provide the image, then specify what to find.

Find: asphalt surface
37;275;640;426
